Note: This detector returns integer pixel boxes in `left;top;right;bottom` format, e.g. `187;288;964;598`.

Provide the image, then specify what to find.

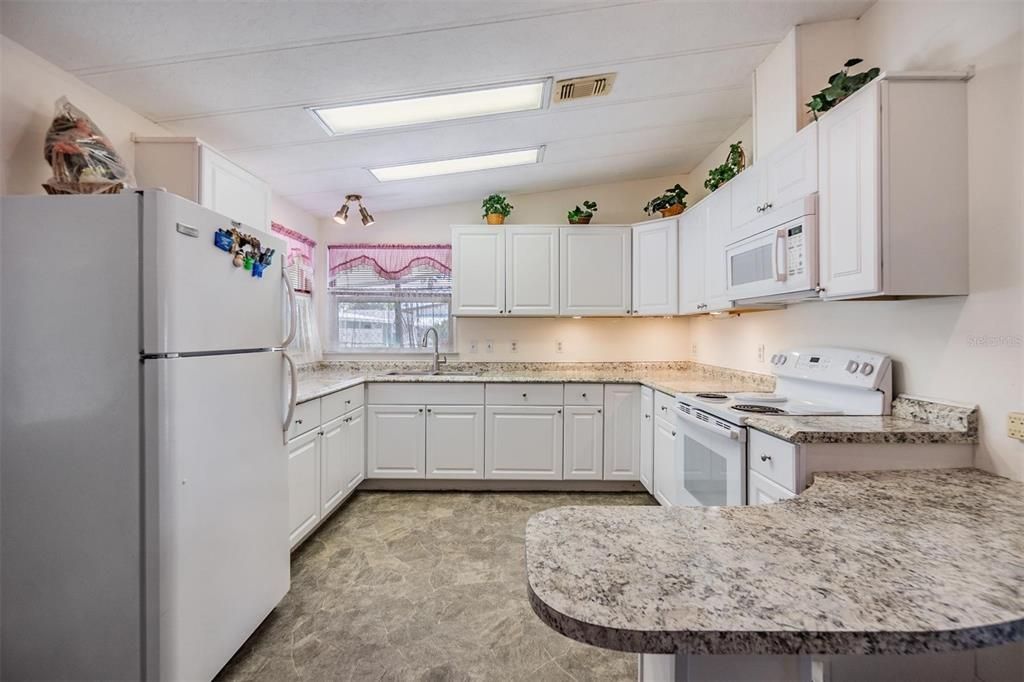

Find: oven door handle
774;228;788;283
674;406;745;441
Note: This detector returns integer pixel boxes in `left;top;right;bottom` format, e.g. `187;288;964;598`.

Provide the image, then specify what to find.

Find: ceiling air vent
553;73;616;103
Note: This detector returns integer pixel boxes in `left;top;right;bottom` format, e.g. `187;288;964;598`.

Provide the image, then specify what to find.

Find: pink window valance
328;243;452;281
272;222;317;293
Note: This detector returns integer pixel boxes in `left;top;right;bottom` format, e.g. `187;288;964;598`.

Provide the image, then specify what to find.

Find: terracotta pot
486;213;506;225
660;203;685;217
568;216;592;225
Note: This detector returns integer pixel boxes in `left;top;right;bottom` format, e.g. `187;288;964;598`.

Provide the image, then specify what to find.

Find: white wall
690;0;1024;482
0;35;317;233
317;173;693;361
685;119;754;205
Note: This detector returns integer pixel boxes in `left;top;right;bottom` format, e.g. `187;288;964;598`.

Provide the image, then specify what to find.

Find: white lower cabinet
485;406;563;480
288;398;366;550
639;387;654;494
747;469;795;505
652;412;677;507
603;384;641;480
426;405;485;479
367;405;426;478
563;406;604;480
287;429;321;548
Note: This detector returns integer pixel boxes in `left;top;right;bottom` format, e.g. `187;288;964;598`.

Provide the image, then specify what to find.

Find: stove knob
845;360;860;373
770;354;780;364
860;362;875;376
778;355;787;365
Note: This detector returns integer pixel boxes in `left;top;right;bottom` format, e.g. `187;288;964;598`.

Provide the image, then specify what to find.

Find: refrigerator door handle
282;351;298;444
281;269;298;349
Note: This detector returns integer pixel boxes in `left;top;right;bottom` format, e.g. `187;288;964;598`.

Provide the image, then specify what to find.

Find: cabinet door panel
765;122;818;209
703;186;733;311
563;406;604;480
288;430;320;548
452;227;505;315
632;219;678;315
426;405;484;479
603;384;641;480
341;407;366;494
199;146;270;231
485;406;562;479
678;206;707;314
366;405;425;478
728;163;765;235
818;83;881;299
639;388;654;494
560;227;631;316
652;416;677;507
506;227;559;316
747;470;796;506
320;416;347;516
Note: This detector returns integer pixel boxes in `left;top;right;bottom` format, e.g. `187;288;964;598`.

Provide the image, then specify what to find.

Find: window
327;244;452;352
272;222;321;364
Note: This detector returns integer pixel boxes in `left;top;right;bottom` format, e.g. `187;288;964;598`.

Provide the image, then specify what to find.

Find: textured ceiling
1;0;872;215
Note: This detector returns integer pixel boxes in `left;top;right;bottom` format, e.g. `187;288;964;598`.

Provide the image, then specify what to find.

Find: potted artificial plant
482;193;513;225
643;184;688;218
567;200;598;225
806;58;881;120
704;141;746;193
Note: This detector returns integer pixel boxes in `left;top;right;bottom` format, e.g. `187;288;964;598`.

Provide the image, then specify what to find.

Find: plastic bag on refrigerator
43;96;135;194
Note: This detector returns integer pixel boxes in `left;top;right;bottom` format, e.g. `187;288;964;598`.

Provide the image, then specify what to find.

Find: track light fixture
333;194;374;227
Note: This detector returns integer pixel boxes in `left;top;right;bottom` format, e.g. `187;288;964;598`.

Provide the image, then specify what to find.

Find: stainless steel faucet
421;327;446;373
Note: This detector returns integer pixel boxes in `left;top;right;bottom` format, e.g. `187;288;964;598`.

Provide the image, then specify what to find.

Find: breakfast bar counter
525;468;1024;656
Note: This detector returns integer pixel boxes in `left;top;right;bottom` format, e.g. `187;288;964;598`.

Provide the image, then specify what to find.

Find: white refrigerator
1;190;295;681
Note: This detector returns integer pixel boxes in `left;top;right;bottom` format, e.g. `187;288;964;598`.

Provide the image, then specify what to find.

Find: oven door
725;213;816;301
674;406;746;507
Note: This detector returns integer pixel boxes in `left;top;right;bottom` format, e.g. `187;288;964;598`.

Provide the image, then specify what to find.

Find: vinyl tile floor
217;490;656;682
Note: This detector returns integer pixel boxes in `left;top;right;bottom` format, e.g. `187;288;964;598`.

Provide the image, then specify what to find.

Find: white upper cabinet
134;137;270;231
631;218;679;316
818;76;968;300
729;123;817;238
452;226;505;316
505;227;559;316
702;186;733;312
559;227;631;316
678;205;707;314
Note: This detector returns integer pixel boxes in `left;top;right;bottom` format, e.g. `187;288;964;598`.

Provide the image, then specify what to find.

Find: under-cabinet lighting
310;81;548;135
369;148;542;182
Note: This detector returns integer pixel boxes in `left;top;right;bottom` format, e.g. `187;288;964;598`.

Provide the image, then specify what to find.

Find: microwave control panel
786;224;805;276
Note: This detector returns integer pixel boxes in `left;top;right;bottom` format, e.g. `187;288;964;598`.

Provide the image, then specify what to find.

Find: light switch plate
1008;412;1024;441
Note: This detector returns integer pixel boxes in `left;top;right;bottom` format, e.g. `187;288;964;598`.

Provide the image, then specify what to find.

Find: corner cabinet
559;227;631;316
134;137;271;231
631;218;679;315
818;75;968;300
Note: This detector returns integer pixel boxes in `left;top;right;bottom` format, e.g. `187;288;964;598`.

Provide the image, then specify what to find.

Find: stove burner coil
695;393;728;401
731;404;787;414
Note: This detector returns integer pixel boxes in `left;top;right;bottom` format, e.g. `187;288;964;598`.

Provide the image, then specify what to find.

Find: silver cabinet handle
661;405;668;411
522;392;528;399
671;431;677;437
581;392;587;398
557;409;562;414
760;453;772;462
427;408;432;413
597;408;602;414
418;408;424;413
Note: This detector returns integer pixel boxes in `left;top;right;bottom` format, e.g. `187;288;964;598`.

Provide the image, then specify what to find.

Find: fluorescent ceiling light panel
370;148;541;182
312;81;547;134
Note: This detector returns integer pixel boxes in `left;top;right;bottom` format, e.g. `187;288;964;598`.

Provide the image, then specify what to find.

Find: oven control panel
769;347;892;390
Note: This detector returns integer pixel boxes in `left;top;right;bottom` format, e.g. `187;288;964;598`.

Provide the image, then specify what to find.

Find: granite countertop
294;361;774;404
525;468;1024;656
746;396;978;445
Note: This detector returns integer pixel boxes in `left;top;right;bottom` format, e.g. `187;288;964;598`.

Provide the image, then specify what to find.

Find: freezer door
145;351;289;681
141;190;287;355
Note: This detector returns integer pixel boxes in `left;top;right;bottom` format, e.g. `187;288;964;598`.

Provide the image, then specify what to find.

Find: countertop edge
746;422;977;446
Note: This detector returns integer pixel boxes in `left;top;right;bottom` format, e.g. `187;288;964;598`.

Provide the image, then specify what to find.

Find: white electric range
670;347;893;507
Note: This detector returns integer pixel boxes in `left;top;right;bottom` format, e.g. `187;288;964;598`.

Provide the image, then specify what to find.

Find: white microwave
725;195;819;303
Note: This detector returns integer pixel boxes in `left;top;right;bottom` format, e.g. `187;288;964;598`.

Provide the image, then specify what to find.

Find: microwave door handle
774;228;788;282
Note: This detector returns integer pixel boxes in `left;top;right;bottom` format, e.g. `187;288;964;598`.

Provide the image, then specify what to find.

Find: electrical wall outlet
691;343;698;357
1008;412;1024;441
485;340;494;353
468;340;478;353
510;340;519;353
757;344;767;363
556;340;564;353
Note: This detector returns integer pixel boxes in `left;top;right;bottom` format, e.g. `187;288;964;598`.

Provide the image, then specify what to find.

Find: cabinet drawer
289;398;320;440
748;429;797;492
366;382;484;405
563;383;603;406
653;390;676;420
747;469;796;506
321;384;365;421
486;383;563;405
